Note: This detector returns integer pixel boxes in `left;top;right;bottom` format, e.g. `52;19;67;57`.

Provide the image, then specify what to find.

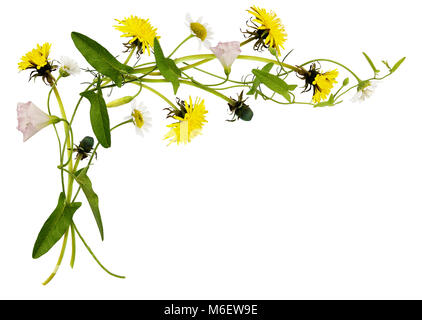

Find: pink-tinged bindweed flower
210;41;241;76
17;102;60;142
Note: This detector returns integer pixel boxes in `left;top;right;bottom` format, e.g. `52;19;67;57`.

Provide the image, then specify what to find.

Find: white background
1;0;421;299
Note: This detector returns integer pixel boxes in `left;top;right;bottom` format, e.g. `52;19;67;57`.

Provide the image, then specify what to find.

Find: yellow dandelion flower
312;70;339;103
164;97;208;145
18;43;52;71
18;43;56;84
114;15;159;55
245;6;287;56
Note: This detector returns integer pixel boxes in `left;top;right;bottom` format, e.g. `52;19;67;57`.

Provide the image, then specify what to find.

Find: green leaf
71;32;133;87
391;57;406;73
252;69;296;102
81;88;111;148
75;168;104;241
32;193;82;259
362;52;380;74
314;94;337;108
247;63;274;96
153;38;181;94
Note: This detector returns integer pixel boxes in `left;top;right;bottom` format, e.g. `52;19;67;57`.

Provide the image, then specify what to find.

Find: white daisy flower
59;56;80;77
352;81;377;103
185;13;213;48
129;101;152;137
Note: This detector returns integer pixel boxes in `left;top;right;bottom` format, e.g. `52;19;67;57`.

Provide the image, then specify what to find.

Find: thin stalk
182;62;251;85
139;78;231;103
168;34;194;58
70;223;76;268
51;83;74;203
123;47;135;65
47;85;65;194
42;229;69;285
71;120;132;203
72;222;125;279
141;83;180;111
240;37;256;47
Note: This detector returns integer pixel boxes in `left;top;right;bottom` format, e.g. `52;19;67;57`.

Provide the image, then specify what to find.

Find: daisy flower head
297;63;339;103
59;56;80;77
114;15;159;56
352;80;377;103
186;14;213;48
130;101;152;137
244;6;287;56
164;97;208;145
18;43;56;84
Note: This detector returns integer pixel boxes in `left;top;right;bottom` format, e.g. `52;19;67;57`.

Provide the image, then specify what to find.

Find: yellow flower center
132;109;145;129
190;22;207;41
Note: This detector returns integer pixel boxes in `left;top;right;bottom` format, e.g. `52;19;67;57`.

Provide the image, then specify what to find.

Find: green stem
70;223;76;268
309;58;362;82
70;83;94;126
51;83;74;203
138;78;232;103
182;62;251;85
72;222;125;279
133;54;300;75
123;47;136;65
180;79;231;102
42;229;69;285
168;34;194;58
47;84;65;194
141;83;179;111
71;120;132;203
240;37;256;47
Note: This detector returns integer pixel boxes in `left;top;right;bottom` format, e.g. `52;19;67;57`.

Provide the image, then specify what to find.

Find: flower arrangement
17;5;405;285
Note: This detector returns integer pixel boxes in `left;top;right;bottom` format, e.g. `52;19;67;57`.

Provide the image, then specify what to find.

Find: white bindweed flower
210;41;241;76
59;56;80;77
352;81;377;103
129;101;152;137
186;13;213;48
17;102;60;142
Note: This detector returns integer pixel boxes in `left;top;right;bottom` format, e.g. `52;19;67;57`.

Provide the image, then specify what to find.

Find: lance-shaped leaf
71;32;134;87
252;69;297;102
75;168;104;241
32;193;82;259
247;63;274;96
153;38;181;94
81;88;111;148
362;52;380;75
391;57;406;73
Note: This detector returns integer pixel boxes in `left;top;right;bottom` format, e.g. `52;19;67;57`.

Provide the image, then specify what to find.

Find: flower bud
106;96;134;108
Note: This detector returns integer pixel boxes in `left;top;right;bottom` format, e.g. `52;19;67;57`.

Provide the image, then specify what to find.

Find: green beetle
73;136;96;160
227;91;254;122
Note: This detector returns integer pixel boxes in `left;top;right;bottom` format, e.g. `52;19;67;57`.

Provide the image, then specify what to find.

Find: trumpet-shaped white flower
352;81;377;103
59;56;80;77
186;14;213;48
17;102;59;142
130;101;152;137
210;41;241;76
